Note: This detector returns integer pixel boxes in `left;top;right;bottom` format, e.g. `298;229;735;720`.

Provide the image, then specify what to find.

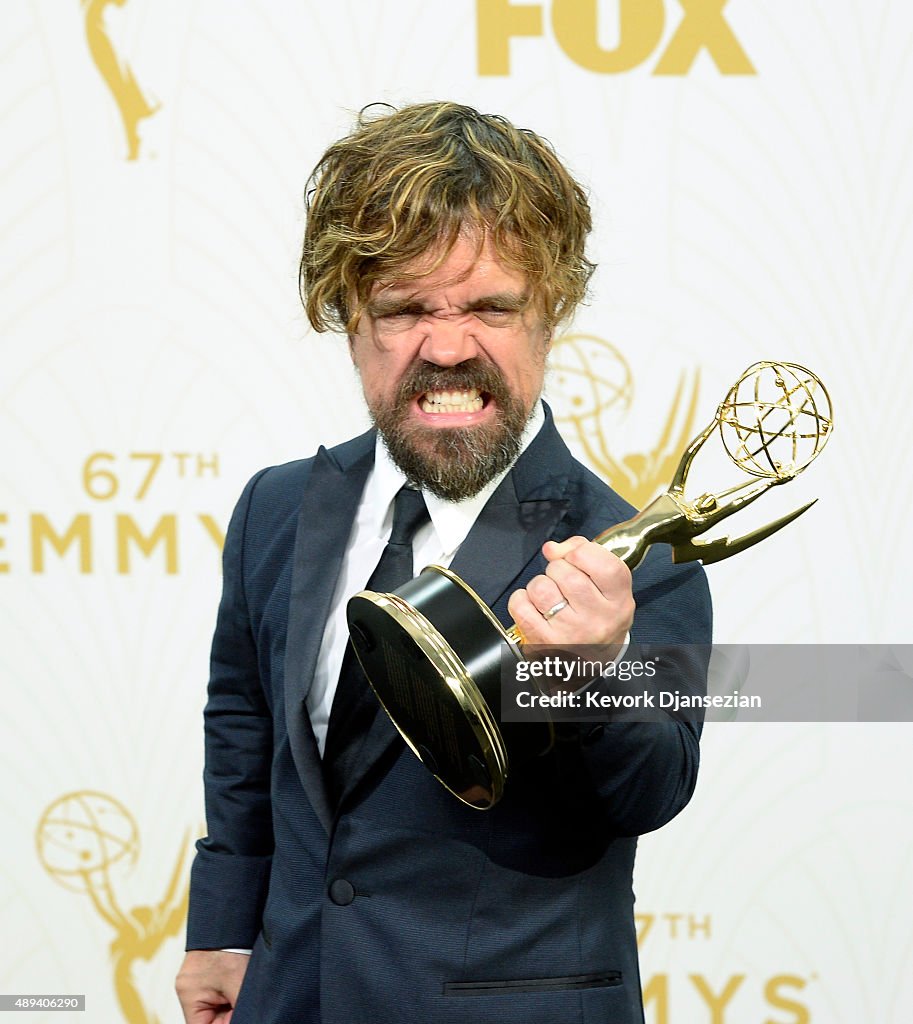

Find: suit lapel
284;436;374;834
454;407;578;610
449;477;567;612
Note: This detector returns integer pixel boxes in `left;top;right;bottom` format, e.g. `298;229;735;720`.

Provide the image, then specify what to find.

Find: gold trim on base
353;585;509;808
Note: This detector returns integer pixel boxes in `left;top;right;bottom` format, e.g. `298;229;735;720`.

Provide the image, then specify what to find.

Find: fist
507;537;634;655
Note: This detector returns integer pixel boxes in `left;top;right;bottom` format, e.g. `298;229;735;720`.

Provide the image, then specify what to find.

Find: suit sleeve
186;470;274;950
576;552;712;837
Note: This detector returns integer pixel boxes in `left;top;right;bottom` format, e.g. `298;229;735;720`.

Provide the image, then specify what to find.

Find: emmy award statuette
346;361;833;809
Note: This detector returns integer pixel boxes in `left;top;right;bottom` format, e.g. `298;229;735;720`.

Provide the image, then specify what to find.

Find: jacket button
329;879;355;906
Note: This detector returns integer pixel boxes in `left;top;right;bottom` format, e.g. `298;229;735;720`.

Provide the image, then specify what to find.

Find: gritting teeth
420;388;483;414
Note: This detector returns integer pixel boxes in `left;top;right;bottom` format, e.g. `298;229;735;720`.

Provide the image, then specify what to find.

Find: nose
417;314;480;367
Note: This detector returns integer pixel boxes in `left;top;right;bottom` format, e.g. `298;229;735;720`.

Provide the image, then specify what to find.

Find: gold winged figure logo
82;0;160;160
549;333;701;508
36;791;190;1024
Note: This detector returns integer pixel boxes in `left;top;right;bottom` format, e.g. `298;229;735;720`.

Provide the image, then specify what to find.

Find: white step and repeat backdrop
3;2;912;1021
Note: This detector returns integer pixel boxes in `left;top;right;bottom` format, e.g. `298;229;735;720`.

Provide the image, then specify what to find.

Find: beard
367;359;537;502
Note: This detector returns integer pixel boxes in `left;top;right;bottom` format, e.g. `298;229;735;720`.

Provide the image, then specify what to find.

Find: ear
347;333;359;367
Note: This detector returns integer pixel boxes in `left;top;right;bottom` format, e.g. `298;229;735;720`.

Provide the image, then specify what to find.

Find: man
176;101;711;1024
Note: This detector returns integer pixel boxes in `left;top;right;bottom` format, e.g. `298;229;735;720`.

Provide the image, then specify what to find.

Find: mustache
395;359;509;402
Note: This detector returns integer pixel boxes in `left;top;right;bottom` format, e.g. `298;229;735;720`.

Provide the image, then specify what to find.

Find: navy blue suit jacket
187;410;712;1024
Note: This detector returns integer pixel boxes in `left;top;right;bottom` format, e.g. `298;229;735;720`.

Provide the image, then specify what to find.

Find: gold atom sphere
35;791;139;892
717;361;832;479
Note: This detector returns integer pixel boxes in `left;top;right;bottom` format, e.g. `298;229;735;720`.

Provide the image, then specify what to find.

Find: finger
524;573;567;616
542;536;589;561
544;556;603;608
508;588;566;644
553;540;632;598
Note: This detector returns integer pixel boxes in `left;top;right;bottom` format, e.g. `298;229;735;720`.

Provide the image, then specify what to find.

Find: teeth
420;388;484;414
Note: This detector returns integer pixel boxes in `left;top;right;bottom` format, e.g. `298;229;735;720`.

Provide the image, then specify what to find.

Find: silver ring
543;600;568;621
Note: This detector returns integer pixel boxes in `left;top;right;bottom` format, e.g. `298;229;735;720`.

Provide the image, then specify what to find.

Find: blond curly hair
300;101;595;334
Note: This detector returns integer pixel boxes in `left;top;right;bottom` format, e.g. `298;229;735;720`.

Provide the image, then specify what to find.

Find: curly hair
300;101;595;334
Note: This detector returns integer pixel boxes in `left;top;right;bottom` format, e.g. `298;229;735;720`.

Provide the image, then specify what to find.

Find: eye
474;305;519;326
374;306;423;332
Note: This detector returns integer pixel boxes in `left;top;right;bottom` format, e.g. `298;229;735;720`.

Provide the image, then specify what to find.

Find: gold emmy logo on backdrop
82;0;160;160
36;792;190;1024
549;333;701;507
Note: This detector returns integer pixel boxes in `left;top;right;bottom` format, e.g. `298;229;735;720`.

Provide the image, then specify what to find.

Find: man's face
349;234;551;501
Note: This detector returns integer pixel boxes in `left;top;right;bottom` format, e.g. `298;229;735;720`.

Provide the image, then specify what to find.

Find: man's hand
507;537;634;656
176;949;249;1024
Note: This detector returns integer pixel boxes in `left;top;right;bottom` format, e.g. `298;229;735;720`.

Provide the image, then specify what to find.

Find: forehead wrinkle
368;288;529;320
374;263;527;306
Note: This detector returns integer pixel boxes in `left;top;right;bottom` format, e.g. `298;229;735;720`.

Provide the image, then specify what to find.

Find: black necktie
323;485;430;805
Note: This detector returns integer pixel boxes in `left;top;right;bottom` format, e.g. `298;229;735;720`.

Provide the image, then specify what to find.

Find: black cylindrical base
347;566;552;809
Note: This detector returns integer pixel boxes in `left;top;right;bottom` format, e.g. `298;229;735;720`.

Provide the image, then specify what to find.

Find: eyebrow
366;291;530;317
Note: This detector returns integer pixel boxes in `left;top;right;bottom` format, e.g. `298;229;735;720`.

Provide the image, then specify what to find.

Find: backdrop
3;2;912;1021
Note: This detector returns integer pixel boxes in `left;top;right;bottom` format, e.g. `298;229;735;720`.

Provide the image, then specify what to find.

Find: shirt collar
367;401;546;558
